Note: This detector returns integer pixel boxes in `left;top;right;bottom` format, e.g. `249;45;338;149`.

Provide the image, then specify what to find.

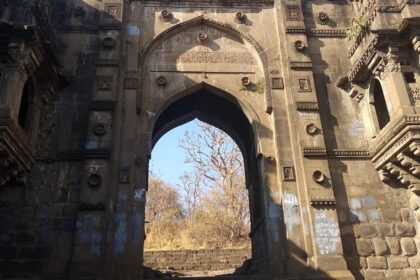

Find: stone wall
1;0;420;279
144;249;251;271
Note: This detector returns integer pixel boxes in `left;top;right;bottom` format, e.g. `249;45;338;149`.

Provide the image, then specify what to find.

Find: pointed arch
18;77;35;132
137;15;272;114
149;82;261;135
369;78;390;131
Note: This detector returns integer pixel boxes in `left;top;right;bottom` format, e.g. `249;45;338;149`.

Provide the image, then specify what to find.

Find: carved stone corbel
411;35;420;54
372;120;420;221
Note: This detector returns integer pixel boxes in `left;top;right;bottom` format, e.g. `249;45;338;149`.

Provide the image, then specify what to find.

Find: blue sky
150;120;198;187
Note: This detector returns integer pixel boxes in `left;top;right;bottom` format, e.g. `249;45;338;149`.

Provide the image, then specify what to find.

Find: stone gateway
0;0;420;279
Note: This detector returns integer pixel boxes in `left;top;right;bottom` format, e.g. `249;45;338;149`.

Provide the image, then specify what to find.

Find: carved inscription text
176;52;256;65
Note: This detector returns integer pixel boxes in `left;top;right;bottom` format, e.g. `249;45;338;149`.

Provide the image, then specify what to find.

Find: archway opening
372;79;390;129
144;88;266;278
18;77;35;132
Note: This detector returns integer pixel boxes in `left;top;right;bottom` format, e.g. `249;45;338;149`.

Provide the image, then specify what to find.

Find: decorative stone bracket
310;197;336;206
0;110;34;187
371;116;420;220
0;4;62;187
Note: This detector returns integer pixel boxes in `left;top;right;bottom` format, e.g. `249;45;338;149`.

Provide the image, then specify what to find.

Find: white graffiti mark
314;211;341;255
134;188;146;202
283;192;300;232
284;192;298;205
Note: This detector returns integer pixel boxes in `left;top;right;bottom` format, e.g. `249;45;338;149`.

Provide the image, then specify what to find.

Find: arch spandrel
139;15;273;117
146;25;260;73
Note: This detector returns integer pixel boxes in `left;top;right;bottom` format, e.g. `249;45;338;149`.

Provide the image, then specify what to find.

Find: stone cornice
370;115;420;156
135;0;274;7
296;102;319;111
303;148;371;159
35;149;112;162
348;36;379;82
286;28;347;38
289;61;312;70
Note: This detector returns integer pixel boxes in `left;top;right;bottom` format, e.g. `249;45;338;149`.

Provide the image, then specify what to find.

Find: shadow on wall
0;0;122;278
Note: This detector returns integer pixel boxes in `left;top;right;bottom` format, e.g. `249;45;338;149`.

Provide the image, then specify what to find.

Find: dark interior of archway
373;79;390;129
148;89;265;278
18;78;35;131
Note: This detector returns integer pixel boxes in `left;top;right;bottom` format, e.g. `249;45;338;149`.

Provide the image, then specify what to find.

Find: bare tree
179;120;250;248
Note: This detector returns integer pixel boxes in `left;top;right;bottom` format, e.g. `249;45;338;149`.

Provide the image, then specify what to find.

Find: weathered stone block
401;238;417;256
0;246;17;260
381;208;401;223
377;223;394;237
0;232;13;245
359;224;377;238
372;238;388;255
61;204;78;217
385;270;402;280
387;256;409;269
367;256;387;269
401;208;411;222
403;269;418;280
365;270;385;280
350;197;362;210
351;210;368;223
368;209;381;222
386;237;401;255
396;223;416;237
357;239;373;256
0;261;19;274
361;196;378;208
18;261;43;273
409;256;420;268
18;247;50;260
53;218;76;231
13;220;31;231
360;257;367;269
15;232;35;245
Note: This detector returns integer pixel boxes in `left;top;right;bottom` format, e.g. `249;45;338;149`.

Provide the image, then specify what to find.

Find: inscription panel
177;52;256;64
149;51;256;65
147;25;260;73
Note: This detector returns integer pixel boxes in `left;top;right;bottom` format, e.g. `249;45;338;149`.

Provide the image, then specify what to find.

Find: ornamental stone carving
412;35;420;53
318;12;329;24
305;123;319;135
87;173;101;188
160;10;173;21
241;76;251;87
156;76;167;86
97;76;113;90
197;32;208;44
313;170;325;183
235;12;247;23
104;3;122;19
294;40;306;51
102;37;116;49
93;123;107;136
